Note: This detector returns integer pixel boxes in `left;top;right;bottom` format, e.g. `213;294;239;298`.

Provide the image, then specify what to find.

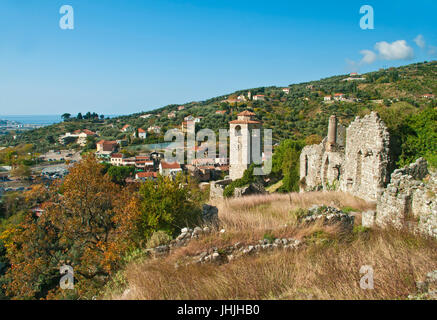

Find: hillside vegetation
1;61;436;167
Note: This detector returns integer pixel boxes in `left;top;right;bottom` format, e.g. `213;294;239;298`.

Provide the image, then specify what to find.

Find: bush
146;231;172;249
138;174;202;238
263;232;275;244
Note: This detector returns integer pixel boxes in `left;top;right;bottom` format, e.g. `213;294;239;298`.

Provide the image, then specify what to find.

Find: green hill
1;61;436;166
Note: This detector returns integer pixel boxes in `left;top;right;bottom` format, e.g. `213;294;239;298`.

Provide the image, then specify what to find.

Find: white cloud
347;40;415;72
374;40;414;61
429;45;437;57
359;49;377;64
414;34;426;49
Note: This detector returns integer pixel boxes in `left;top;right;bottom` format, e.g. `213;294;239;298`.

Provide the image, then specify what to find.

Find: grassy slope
106;192;437;300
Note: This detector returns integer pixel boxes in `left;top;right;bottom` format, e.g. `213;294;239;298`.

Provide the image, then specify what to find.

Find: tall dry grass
107;192;435;300
214;191;372;232
168;191;372;256
115;229;437;300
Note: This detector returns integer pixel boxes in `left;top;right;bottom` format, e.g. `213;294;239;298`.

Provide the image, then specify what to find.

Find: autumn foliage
2;155;198;299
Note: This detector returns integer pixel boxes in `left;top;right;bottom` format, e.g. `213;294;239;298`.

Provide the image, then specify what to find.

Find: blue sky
0;0;436;115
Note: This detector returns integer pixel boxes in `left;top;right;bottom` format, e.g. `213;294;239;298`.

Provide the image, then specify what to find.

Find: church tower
229;111;262;180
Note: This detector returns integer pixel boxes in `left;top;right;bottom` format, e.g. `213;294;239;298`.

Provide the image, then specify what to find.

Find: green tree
61;113;71;121
271;139;305;192
107;165;135;185
137;174;202;238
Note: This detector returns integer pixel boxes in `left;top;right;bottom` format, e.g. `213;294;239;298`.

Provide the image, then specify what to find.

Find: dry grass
115;229;436;300
106;192;436;300
214;191;373;232
170;192;372;257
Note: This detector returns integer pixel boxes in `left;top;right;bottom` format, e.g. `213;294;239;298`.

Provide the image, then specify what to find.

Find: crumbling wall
210;179;232;200
340;112;391;202
300;142;325;191
375;158;436;238
321;151;344;190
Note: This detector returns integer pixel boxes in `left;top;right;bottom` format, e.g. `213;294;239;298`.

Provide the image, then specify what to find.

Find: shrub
138;174;202;238
146;231;172;249
263;232;275;244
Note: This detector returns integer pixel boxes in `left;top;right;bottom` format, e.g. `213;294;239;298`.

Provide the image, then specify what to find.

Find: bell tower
229;111;261;180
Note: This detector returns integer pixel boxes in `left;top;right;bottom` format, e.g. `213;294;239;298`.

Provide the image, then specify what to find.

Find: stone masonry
300;112;391;202
375;158;436;238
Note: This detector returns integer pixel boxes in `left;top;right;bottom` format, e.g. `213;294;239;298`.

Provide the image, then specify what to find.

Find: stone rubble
148;206;355;266
301;205;355;232
408;270;437;300
193;237;303;266
145;225;304;266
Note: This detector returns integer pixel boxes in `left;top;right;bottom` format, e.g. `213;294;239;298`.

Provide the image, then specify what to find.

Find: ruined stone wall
321;151;344;189
210;179;232;200
300;142;325;191
339;112;391;202
375;158;436;238
336;124;346;148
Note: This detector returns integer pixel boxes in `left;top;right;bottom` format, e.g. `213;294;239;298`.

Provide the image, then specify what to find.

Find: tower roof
230;110;260;124
237;110;256;116
229;120;261;124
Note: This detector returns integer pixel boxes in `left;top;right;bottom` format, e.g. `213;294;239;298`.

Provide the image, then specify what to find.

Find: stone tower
326;115;337;151
229;111;261;180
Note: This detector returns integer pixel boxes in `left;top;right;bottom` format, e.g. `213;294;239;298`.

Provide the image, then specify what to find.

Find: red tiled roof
237;110;256;116
111;153;124;158
160;161;181;169
138;128;146;133
216;165;230;171
334;93;344;96
82;129;96;135
136;172;157;178
97;140;118;145
229;120;261;124
122;124;130;129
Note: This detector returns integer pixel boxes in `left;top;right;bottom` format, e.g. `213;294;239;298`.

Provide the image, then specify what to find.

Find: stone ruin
300;112;391;202
301;113;436;238
373;158;436;238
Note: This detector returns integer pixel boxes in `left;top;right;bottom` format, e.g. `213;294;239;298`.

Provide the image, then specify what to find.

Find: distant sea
0;114;121;126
